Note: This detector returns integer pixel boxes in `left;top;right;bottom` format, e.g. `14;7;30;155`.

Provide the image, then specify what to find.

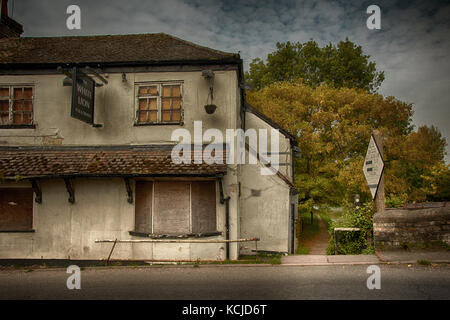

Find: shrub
385;194;406;208
326;202;374;255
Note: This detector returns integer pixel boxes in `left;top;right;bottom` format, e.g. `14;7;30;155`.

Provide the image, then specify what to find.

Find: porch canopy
0;144;227;179
0;144;227;205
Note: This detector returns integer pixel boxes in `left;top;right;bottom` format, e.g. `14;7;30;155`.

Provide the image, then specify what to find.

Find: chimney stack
0;0;23;38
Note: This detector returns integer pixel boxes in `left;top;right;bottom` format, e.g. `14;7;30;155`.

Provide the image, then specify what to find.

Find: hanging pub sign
71;67;95;124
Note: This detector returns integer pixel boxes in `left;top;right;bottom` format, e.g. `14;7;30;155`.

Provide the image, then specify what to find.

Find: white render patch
363;135;384;199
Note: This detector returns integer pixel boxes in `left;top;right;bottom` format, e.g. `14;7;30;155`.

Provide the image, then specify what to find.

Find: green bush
385;194;406;208
326;203;374;255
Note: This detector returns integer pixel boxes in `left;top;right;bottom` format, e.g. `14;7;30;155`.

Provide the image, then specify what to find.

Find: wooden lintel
29;179;42;204
64;178;75;204
124;178;133;204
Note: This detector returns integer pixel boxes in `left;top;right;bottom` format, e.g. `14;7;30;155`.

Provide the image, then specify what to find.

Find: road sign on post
363;132;385;200
71;67;95;125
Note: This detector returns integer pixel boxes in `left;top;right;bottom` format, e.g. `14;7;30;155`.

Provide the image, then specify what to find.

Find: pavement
281;250;450;266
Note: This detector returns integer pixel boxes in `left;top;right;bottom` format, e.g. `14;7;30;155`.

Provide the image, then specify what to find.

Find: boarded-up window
154;182;190;234
0;86;34;126
0;188;33;231
134;181;153;233
191;181;216;233
136;83;182;125
134;181;216;235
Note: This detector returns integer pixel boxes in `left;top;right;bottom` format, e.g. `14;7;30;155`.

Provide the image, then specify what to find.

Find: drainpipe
218;177;231;260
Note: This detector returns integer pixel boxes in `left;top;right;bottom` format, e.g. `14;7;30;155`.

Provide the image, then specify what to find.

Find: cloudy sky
9;0;450;162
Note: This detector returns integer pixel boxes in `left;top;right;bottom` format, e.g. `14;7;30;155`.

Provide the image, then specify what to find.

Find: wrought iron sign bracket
64;178;75;204
29;179;42;204
57;66;104;128
124;178;133;204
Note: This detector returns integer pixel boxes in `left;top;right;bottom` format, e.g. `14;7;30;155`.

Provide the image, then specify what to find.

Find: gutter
218;176;231;260
0;58;242;71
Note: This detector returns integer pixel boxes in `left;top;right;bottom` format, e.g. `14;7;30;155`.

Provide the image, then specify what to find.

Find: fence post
334;229;338;255
106;238;118;266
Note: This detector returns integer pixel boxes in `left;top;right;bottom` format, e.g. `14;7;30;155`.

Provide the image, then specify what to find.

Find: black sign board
71;67;95;124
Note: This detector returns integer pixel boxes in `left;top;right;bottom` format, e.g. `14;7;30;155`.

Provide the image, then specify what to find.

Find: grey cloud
9;0;450;161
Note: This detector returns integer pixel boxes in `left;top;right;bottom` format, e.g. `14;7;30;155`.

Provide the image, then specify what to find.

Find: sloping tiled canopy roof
0;33;240;65
0;145;227;179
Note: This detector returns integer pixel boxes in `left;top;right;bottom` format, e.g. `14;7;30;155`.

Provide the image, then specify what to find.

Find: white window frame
134;81;183;125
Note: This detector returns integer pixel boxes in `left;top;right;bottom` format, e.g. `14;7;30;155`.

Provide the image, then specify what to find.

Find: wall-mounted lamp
122;72;127;82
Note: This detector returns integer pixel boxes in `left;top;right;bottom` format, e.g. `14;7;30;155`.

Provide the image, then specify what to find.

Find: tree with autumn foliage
245;38;448;208
246;80;448;210
245;39;385;93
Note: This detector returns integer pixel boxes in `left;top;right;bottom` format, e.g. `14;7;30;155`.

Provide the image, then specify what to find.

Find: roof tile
0;145;227;179
0;33;239;65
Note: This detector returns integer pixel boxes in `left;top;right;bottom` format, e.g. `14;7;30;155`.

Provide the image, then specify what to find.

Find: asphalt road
0;264;449;300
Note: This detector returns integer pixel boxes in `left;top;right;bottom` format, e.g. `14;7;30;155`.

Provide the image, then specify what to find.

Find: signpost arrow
363;133;385;200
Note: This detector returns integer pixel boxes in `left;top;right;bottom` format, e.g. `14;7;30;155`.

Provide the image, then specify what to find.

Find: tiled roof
0;33;240;65
0;145;227;179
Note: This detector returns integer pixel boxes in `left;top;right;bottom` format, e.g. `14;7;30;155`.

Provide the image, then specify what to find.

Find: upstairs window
136;83;183;125
0;86;34;127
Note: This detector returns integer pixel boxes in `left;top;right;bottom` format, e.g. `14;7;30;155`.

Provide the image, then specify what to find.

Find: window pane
0;114;8;124
0;100;8;112
13;88;23;99
162;86;171;97
162;111;171;122
149;98;157;110
172;97;181;109
149;111;157;122
138;99;147;110
138;87;148;95
23;100;32;112
139;86;157;96
13;100;22;111
172;86;181;97
23;88;33;99
13;113;22;124
172;110;181;122
0;88;9;98
162;98;171;110
23;113;32;124
0;100;8;124
138;111;148;123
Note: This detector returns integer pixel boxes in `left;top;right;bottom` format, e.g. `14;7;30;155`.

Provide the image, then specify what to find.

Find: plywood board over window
191;181;216;233
134;180;217;235
154;182;190;234
135;82;182;125
0;188;33;231
134;181;153;233
0;86;34;126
